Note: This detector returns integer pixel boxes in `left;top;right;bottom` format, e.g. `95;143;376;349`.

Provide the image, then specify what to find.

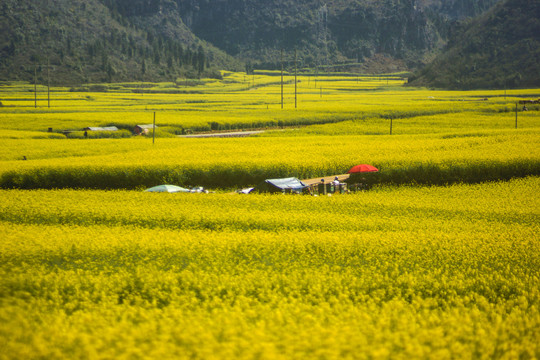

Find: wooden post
34;64;37;108
390;118;393;135
153;112;156;144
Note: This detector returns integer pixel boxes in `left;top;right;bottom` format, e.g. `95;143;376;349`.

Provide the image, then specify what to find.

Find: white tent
144;184;190;193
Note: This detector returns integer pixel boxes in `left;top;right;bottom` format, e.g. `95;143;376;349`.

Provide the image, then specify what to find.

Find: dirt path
178;130;265;138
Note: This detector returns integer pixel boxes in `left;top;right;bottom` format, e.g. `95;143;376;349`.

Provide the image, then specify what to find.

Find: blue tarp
257;177;308;193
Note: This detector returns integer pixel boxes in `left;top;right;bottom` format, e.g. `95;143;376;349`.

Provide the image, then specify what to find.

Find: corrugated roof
136;124;157;129
84;126;118;131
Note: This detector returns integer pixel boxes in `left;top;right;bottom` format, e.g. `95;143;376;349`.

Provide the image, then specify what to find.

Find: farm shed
83;126;119;131
256;177;308;194
518;99;540;104
134;124;156;135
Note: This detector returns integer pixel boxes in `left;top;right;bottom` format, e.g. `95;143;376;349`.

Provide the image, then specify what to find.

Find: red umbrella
347;164;379;174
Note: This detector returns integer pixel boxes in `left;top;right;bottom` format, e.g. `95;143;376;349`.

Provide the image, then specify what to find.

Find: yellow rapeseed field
1;73;538;133
0;178;538;359
0;129;538;188
1;73;539;358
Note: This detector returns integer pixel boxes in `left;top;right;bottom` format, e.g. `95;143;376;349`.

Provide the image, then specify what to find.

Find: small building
518;99;540;104
83;126;119;131
134;124;157;135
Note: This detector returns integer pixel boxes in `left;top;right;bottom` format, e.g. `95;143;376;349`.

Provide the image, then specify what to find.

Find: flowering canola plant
0;74;538;189
0;75;539;358
0;178;539;359
1;129;538;189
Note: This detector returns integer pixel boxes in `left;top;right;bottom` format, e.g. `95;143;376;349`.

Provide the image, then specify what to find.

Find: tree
196;45;206;75
141;59;146;79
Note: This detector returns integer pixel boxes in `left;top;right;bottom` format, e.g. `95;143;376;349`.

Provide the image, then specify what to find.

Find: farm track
178;130;265;138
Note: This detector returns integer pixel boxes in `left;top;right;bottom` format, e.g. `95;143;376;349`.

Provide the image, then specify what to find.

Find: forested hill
176;0;499;72
1;0;501;84
408;0;540;89
0;0;241;84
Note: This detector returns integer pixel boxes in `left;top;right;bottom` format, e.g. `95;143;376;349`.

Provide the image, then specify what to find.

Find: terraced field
0;73;539;358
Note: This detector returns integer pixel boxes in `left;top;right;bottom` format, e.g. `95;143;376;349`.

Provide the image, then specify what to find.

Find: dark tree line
96;0;208;77
0;0;234;84
86;30;207;76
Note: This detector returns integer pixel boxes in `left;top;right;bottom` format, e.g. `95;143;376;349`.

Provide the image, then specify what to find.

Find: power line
317;3;329;66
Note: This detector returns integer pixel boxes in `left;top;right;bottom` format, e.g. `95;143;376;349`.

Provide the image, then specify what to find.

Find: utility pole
515;102;518;129
47;58;50;108
281;49;284;109
33;61;54;108
294;49;297;109
34;64;37;108
153;112;156;144
141;59;146;97
315;64;318;88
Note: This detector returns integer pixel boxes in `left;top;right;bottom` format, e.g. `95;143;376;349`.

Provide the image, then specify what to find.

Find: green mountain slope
408;0;540;89
0;0;502;84
175;0;499;72
0;0;240;84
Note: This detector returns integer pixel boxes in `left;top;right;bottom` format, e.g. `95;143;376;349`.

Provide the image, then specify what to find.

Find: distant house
134;124;156;135
84;126;119;131
518;99;540;104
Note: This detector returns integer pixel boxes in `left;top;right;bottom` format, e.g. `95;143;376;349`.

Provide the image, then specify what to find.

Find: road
178;130;265;138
